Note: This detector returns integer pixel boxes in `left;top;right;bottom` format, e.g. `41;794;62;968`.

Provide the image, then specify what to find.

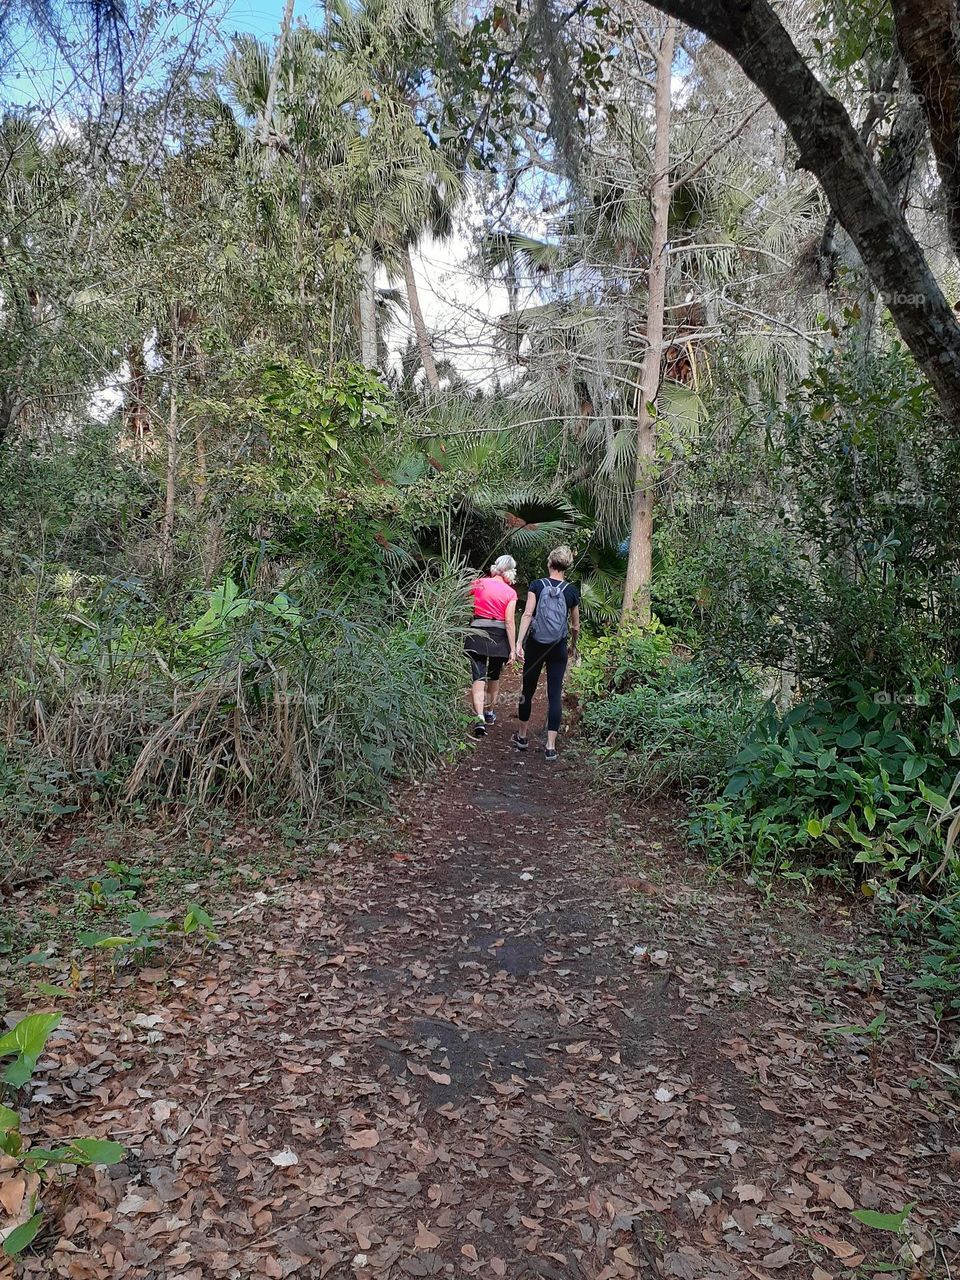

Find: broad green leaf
902;756;927;782
78;933;135;949
0;1012;61;1061
23;1145;72;1167
123;912;167;933
3;1058;36;1088
919;783;949;810
0;1104;19;1135
852;1203;914;1232
69;1138;125;1165
2;1211;43;1257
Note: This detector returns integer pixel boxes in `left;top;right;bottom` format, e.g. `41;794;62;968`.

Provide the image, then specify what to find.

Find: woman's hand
516;645;525;663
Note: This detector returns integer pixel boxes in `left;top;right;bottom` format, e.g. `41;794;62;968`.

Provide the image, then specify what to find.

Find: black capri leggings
518;638;568;732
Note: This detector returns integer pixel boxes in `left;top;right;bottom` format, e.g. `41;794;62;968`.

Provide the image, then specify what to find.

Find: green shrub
576;624;759;798
690;690;960;887
573;621;676;700
654;347;960;697
580;677;756;798
911;901;960;1018
0;571;467;822
0;1012;125;1258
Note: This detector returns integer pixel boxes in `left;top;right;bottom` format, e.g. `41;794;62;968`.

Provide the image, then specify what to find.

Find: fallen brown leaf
762;1244;794;1269
735;1183;765;1203
414;1220;441;1250
0;1175;25;1217
811;1233;859;1260
344;1129;379;1150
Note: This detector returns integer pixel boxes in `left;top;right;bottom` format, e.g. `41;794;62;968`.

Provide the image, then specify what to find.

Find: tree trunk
621;16;677;626
505;249;521;362
892;0;960;257
359;247;378;370
402;244;440;392
160;308;179;578
194;423;207;510
643;0;960;428
126;339;149;463
0;388;23;448
259;0;296;168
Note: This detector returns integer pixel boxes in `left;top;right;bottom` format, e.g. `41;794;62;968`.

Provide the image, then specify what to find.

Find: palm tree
223;1;465;383
478;66;827;613
323;0;466;386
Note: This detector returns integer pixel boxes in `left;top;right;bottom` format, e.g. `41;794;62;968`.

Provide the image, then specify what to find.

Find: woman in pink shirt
465;555;518;736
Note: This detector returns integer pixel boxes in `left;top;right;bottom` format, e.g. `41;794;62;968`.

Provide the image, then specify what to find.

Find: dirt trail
10;695;960;1280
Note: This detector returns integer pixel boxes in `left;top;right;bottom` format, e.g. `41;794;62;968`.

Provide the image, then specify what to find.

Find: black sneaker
545;747;558;761
473;719;487;738
511;732;528;751
484;710;497;725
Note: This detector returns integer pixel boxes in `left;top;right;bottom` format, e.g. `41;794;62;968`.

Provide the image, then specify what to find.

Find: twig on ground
512;891;560;934
175;1087;216;1141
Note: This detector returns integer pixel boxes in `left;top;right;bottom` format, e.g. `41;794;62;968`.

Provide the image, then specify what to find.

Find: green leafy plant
239;360;396;499
823;953;885;992
0;1012;61;1089
852;1203;914;1233
827;1011;889;1079
911;900;960;1017
690;690;957;887
0;1028;124;1259
848;1202;919;1275
832;1011;887;1042
72;861;143;909
78;902;218;993
576;623;758;799
181;903;216;940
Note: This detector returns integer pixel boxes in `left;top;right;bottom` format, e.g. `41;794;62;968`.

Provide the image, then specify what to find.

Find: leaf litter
2;692;960;1279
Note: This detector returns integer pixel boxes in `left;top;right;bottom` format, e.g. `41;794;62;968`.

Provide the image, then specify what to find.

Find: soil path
9;699;960;1279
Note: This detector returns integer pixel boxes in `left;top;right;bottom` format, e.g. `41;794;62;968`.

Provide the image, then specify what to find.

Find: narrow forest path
12;690;960;1280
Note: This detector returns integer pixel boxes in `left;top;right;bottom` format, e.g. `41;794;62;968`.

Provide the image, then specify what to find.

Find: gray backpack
530;579;569;644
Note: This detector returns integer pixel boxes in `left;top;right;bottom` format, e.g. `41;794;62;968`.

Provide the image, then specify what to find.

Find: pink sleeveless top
469;576;517;621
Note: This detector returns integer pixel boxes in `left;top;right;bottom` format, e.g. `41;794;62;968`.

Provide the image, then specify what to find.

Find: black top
529;578;580;610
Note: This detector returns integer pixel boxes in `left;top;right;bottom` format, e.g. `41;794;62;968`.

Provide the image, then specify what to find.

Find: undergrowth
574;623;759;799
0;570;467;870
576;621;960;1038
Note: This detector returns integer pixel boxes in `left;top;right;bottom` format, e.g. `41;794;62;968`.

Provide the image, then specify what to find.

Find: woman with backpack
512;545;581;761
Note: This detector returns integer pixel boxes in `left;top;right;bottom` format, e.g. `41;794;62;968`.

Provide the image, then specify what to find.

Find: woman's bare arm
516;591;536;658
569;604;581;657
504;598;517;661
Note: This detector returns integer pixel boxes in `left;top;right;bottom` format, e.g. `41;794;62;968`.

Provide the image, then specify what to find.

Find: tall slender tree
622;15;677;624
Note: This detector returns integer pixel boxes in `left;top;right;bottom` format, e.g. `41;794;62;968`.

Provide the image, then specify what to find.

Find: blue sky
219;0;315;43
0;0;317;110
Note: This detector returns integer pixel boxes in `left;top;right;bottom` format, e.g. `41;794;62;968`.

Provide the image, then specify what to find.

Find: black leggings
518;639;568;732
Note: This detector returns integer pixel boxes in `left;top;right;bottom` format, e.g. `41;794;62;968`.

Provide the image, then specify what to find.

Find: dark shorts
465;620;510;682
468;652;505;682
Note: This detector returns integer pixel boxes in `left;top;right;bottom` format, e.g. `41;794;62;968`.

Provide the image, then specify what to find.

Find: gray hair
547;545;574;571
490;554;518;584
